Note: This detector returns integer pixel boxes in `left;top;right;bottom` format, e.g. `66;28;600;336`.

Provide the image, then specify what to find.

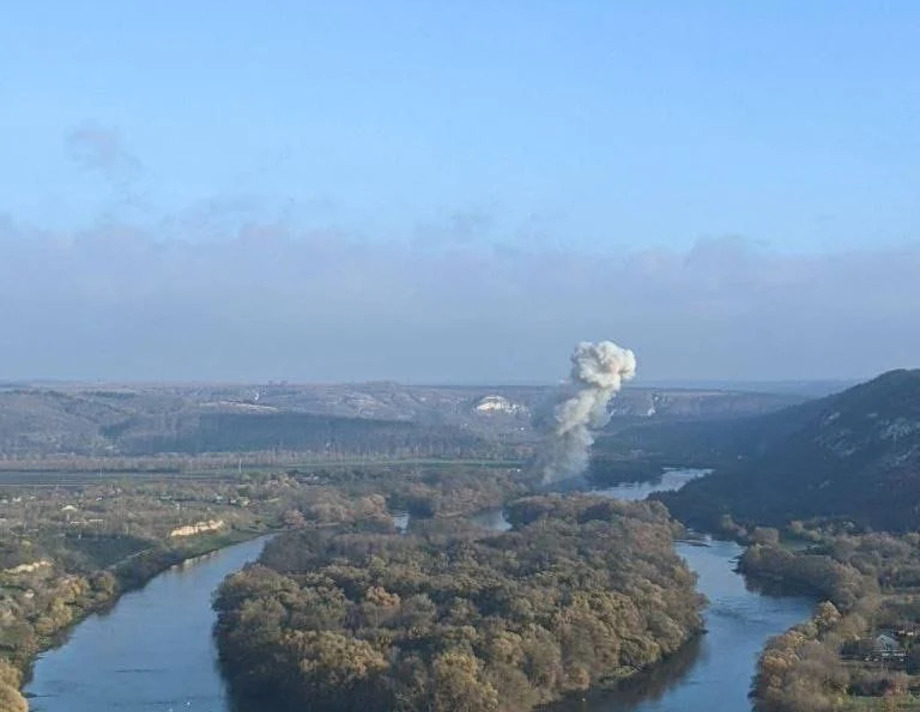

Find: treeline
648;371;920;532
0;529;260;674
382;466;526;518
0;387;514;460
214;495;703;712
117;412;499;458
0;471;306;701
750;594;917;711
0;659;26;712
746;527;920;711
738;543;875;611
753;601;850;712
0;459;530;706
0;565;118;669
268;464;527;525
739;529;920;608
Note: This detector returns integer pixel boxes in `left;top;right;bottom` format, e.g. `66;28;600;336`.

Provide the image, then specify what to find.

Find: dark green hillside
113;411;489;458
616;370;920;531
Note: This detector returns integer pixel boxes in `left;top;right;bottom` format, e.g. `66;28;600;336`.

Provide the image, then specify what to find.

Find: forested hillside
214;495;703;712
642;370;920;531
0;382;801;459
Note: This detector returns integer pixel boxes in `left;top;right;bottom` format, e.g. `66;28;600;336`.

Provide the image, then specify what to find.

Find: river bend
25;470;814;711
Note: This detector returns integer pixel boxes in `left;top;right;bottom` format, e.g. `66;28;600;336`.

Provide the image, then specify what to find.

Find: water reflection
418;468;814;712
550;635;706;712
25;469;814;712
391;505;512;534
539;537;814;712
392;511;410;533
468;506;513;532
591;468;710;502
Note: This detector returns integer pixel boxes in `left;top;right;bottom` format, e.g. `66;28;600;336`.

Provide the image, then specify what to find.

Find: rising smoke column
537;340;637;483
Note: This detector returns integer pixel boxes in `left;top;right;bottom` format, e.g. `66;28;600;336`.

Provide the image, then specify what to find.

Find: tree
432;652;498;712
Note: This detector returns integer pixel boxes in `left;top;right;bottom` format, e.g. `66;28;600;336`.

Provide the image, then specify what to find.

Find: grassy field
0;456;527;486
841;694;920;711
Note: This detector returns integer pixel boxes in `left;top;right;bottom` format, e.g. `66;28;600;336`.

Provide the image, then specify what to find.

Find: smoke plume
536;340;637;483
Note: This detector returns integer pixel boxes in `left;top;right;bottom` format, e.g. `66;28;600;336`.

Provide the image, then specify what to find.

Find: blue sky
2;2;920;382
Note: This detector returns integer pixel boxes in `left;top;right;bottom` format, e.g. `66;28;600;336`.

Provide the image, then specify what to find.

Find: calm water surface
548;469;815;712
553;536;814;712
25;536;270;712
591;467;710;501
25;470;814;712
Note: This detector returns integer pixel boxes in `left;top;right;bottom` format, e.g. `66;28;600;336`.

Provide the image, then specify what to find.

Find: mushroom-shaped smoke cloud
536;340;637;483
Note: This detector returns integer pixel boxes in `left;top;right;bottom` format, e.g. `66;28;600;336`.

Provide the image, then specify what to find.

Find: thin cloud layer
65;125;143;196
0;219;918;383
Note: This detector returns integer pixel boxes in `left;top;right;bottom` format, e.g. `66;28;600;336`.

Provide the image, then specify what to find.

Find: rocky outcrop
168;519;224;538
3;559;52;575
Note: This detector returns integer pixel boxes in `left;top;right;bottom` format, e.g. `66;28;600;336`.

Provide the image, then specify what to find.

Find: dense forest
214;495;703;712
114;412;498;458
606;370;920;531
740;526;920;711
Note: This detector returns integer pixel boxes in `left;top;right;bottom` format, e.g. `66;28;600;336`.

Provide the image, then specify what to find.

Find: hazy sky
3;2;920;383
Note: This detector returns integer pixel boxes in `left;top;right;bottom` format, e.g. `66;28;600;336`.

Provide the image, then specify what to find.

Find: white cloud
66;124;142;186
1;216;918;383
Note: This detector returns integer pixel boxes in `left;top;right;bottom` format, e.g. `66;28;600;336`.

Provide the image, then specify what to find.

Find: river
544;536;814;712
24;470;814;712
24;536;271;712
546;468;816;712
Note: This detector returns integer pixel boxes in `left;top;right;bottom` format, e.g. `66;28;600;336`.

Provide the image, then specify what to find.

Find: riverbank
388;468;822;712
658;481;920;710
24;534;274;711
0;460;531;710
738;527;920;711
214;494;706;712
11;524;279;708
542;535;816;712
14;465;827;712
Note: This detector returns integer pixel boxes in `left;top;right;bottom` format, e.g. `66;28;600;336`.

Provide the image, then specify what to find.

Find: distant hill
639;379;855;398
642;370;920;531
0;381;803;459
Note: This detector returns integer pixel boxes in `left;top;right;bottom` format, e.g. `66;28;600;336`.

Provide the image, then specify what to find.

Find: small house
874;633;906;660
